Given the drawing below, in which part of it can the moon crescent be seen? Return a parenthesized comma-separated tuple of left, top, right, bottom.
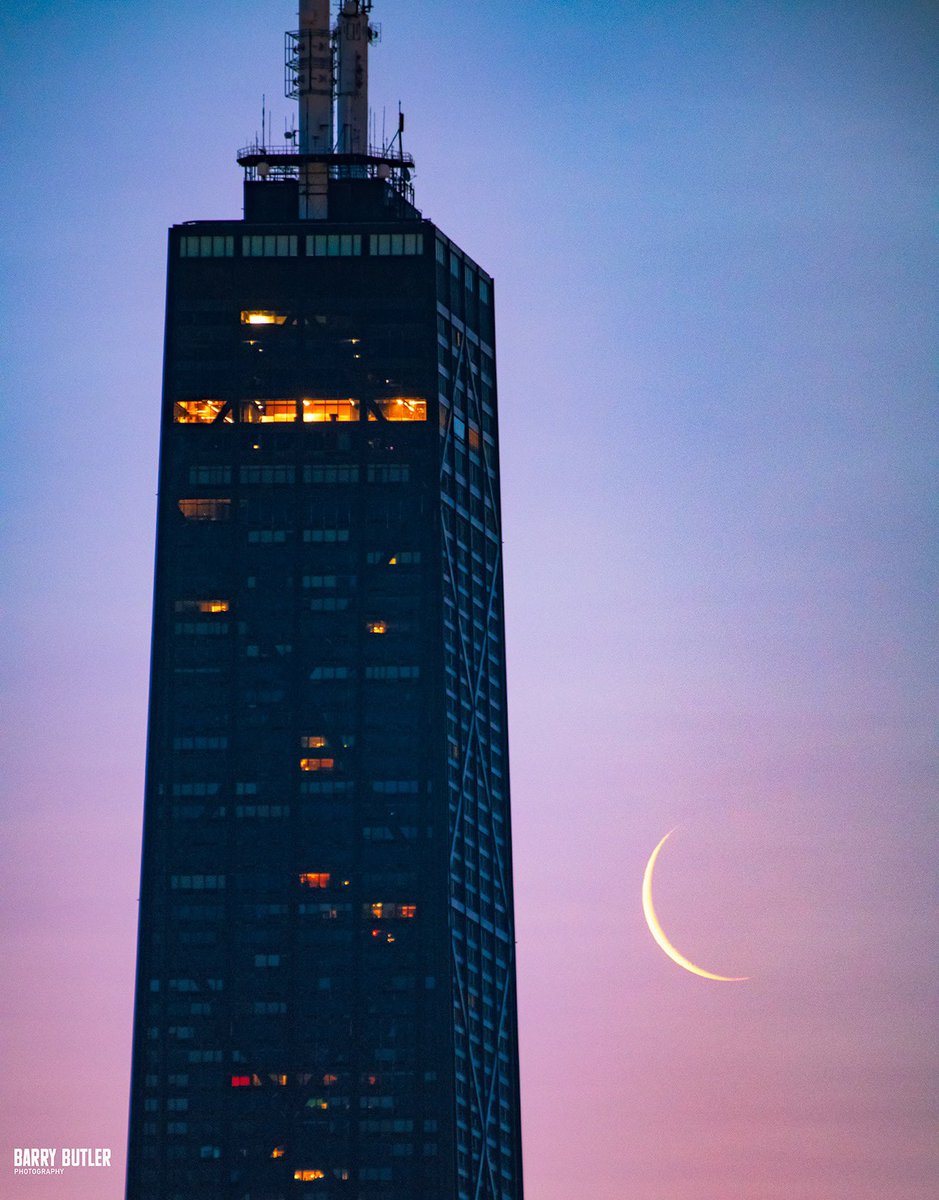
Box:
(642, 830, 749, 982)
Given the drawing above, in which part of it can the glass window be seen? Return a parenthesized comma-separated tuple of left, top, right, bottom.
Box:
(189, 466, 232, 484)
(240, 465, 295, 483)
(299, 873, 331, 889)
(367, 464, 410, 482)
(177, 498, 231, 521)
(174, 599, 229, 613)
(242, 399, 296, 423)
(306, 233, 362, 257)
(242, 235, 298, 257)
(303, 529, 350, 543)
(173, 399, 230, 425)
(240, 310, 287, 326)
(304, 465, 359, 483)
(180, 235, 233, 258)
(301, 397, 359, 422)
(371, 397, 426, 422)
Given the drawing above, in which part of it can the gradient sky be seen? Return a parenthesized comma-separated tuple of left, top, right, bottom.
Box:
(1, 2, 936, 1197)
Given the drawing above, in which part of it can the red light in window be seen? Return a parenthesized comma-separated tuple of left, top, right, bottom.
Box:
(231, 1075, 250, 1088)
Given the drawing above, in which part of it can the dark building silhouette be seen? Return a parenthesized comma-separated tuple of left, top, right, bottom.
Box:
(126, 4, 523, 1198)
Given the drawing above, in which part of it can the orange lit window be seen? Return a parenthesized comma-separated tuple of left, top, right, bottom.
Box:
(468, 424, 481, 451)
(271, 1146, 285, 1159)
(242, 399, 296, 423)
(241, 310, 288, 325)
(366, 621, 387, 635)
(302, 397, 359, 423)
(178, 498, 231, 521)
(370, 396, 427, 422)
(175, 599, 229, 614)
(299, 758, 335, 772)
(323, 1073, 338, 1086)
(366, 902, 417, 920)
(294, 1169, 326, 1181)
(174, 399, 231, 424)
(268, 1073, 288, 1087)
(300, 735, 327, 749)
(299, 873, 331, 889)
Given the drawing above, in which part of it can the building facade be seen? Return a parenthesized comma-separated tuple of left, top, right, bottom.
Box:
(126, 4, 523, 1199)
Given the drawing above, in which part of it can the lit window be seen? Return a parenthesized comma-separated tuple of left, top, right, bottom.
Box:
(271, 1146, 285, 1159)
(366, 902, 417, 919)
(302, 397, 359, 423)
(269, 1074, 288, 1087)
(299, 873, 331, 889)
(370, 397, 427, 422)
(174, 599, 229, 614)
(323, 1073, 338, 1086)
(240, 310, 288, 326)
(366, 621, 387, 635)
(294, 1170, 326, 1181)
(300, 758, 335, 772)
(177, 498, 231, 521)
(301, 735, 328, 749)
(174, 399, 230, 424)
(242, 399, 296, 423)
(231, 1075, 251, 1088)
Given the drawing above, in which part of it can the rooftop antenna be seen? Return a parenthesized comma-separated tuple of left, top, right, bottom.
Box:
(296, 0, 333, 217)
(242, 0, 416, 216)
(336, 0, 372, 161)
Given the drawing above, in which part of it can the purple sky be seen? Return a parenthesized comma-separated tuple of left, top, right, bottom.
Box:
(1, 2, 936, 1197)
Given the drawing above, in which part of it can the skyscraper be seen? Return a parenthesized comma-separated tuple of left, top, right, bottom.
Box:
(126, 4, 524, 1198)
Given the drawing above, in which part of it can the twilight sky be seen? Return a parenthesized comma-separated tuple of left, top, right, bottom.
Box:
(1, 2, 936, 1198)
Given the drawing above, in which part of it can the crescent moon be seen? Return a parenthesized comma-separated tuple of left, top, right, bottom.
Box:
(642, 830, 749, 982)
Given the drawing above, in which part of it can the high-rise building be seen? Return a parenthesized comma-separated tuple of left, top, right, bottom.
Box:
(125, 4, 524, 1198)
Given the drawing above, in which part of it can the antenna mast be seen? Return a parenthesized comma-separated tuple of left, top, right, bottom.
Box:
(242, 0, 414, 220)
(297, 0, 333, 218)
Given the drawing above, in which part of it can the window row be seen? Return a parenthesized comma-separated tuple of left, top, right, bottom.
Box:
(179, 232, 424, 260)
(173, 396, 427, 425)
(185, 464, 411, 486)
